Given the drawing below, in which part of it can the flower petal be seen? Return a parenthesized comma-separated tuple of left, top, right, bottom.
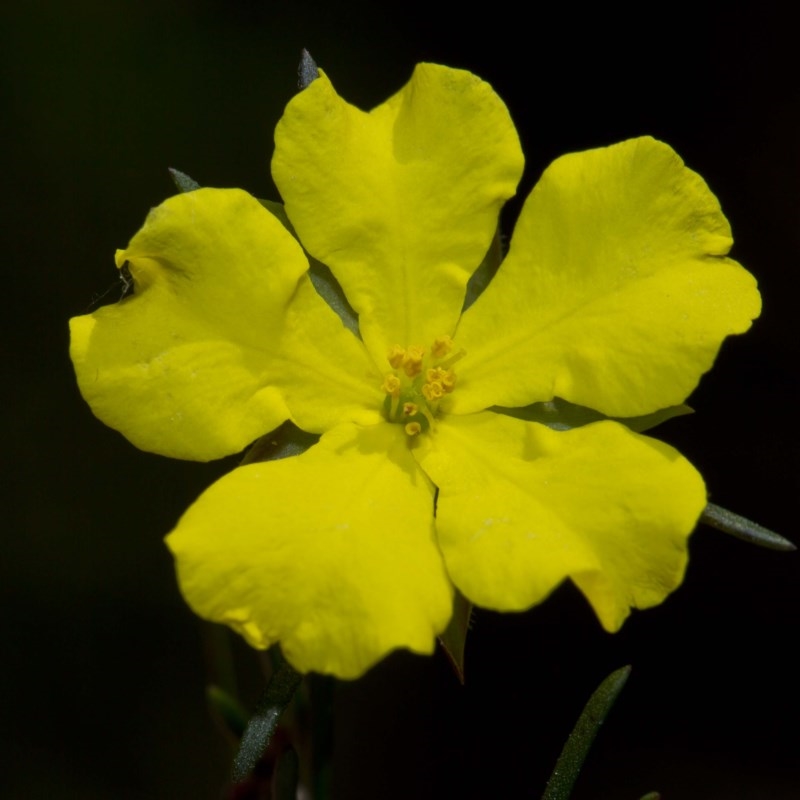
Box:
(414, 412, 705, 631)
(167, 422, 454, 678)
(451, 137, 761, 416)
(272, 63, 524, 363)
(69, 188, 381, 461)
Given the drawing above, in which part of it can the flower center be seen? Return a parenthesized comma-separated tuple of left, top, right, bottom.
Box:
(381, 336, 464, 436)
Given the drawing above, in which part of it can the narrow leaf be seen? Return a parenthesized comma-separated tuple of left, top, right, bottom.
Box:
(463, 226, 503, 312)
(307, 258, 360, 336)
(701, 503, 795, 552)
(438, 590, 472, 683)
(207, 684, 249, 739)
(231, 650, 303, 782)
(298, 49, 320, 89)
(495, 397, 692, 433)
(541, 665, 632, 800)
(168, 167, 201, 193)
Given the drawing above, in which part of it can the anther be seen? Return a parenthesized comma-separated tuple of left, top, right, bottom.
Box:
(403, 402, 419, 417)
(405, 421, 422, 437)
(422, 381, 445, 402)
(431, 335, 453, 359)
(402, 345, 425, 377)
(387, 345, 406, 369)
(382, 374, 401, 397)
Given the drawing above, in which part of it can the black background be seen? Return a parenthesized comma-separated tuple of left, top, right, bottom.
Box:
(2, 2, 797, 798)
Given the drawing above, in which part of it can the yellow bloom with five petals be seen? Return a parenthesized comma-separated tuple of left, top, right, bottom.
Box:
(69, 64, 761, 678)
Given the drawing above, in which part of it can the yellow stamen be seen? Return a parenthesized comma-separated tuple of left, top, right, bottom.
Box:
(402, 345, 425, 377)
(403, 402, 419, 417)
(426, 367, 456, 392)
(422, 381, 444, 402)
(405, 421, 422, 437)
(379, 337, 464, 434)
(431, 335, 454, 359)
(382, 374, 401, 397)
(438, 348, 467, 370)
(420, 405, 437, 430)
(387, 345, 406, 369)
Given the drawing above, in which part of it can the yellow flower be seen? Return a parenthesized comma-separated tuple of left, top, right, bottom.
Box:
(69, 64, 761, 678)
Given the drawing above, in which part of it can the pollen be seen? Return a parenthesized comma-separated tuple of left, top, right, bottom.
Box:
(381, 336, 465, 437)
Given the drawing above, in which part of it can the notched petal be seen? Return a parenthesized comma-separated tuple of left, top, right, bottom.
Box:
(454, 137, 761, 416)
(414, 412, 705, 631)
(167, 422, 454, 678)
(70, 189, 303, 460)
(273, 63, 524, 362)
(69, 188, 380, 460)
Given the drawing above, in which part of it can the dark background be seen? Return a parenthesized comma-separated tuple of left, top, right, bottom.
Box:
(2, 2, 797, 798)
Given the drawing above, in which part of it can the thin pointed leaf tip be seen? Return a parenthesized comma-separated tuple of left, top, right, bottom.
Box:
(298, 49, 319, 90)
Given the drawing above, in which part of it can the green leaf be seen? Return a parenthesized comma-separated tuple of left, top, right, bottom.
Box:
(438, 589, 472, 683)
(168, 167, 200, 193)
(541, 665, 632, 800)
(701, 503, 795, 552)
(231, 649, 303, 782)
(206, 684, 248, 739)
(495, 397, 692, 433)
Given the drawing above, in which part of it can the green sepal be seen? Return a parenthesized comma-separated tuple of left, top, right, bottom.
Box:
(298, 49, 320, 90)
(259, 198, 292, 229)
(206, 684, 249, 740)
(541, 665, 631, 800)
(701, 503, 795, 552)
(463, 225, 504, 312)
(241, 420, 320, 466)
(231, 648, 303, 782)
(438, 589, 472, 684)
(168, 167, 201, 193)
(259, 198, 360, 336)
(495, 397, 693, 433)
